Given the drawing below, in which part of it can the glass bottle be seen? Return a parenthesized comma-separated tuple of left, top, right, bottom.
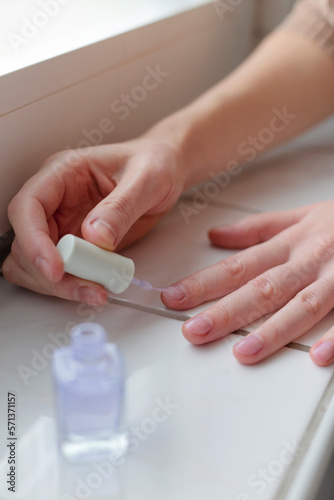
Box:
(52, 322, 127, 463)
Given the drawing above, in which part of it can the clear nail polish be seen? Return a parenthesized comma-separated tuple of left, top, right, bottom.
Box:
(52, 322, 128, 463)
(131, 277, 168, 292)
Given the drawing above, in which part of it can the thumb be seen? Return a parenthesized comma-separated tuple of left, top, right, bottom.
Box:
(209, 205, 314, 249)
(81, 179, 153, 250)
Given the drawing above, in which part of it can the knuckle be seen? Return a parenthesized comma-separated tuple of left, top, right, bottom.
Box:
(46, 150, 78, 169)
(238, 212, 278, 243)
(10, 239, 27, 271)
(153, 182, 178, 212)
(237, 214, 265, 238)
(7, 196, 19, 221)
(40, 152, 59, 168)
(247, 274, 277, 301)
(322, 234, 334, 248)
(256, 222, 271, 243)
(48, 282, 59, 296)
(107, 197, 135, 228)
(295, 289, 323, 317)
(314, 234, 334, 262)
(10, 239, 20, 262)
(211, 301, 232, 325)
(185, 273, 208, 299)
(46, 150, 68, 163)
(220, 254, 246, 282)
(265, 321, 284, 347)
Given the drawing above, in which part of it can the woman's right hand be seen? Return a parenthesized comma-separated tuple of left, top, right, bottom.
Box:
(3, 137, 185, 304)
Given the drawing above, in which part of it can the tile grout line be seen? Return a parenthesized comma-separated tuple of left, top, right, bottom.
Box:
(107, 296, 191, 321)
(109, 298, 311, 353)
(180, 195, 264, 214)
(236, 329, 310, 353)
(273, 371, 334, 500)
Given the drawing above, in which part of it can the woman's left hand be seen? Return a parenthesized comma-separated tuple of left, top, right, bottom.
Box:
(161, 201, 334, 366)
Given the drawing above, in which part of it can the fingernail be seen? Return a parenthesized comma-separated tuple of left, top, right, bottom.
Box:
(313, 342, 334, 363)
(35, 257, 53, 282)
(184, 316, 212, 335)
(210, 225, 226, 232)
(234, 335, 264, 356)
(209, 224, 230, 234)
(97, 289, 108, 305)
(77, 286, 99, 305)
(91, 219, 116, 246)
(163, 285, 186, 301)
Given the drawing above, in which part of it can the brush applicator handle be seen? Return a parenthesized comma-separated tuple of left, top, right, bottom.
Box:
(56, 234, 135, 294)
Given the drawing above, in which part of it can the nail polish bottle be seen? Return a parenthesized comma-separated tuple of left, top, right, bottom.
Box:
(52, 322, 127, 463)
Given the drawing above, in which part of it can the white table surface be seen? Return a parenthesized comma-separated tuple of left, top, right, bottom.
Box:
(1, 117, 334, 500)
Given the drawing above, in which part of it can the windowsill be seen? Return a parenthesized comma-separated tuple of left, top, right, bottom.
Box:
(0, 0, 211, 77)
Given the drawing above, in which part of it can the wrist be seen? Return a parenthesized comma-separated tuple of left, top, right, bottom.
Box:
(143, 106, 200, 190)
(144, 93, 243, 190)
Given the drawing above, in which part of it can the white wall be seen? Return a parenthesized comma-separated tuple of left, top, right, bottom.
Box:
(255, 0, 296, 38)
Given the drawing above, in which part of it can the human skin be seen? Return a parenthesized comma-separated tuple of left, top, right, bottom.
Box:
(4, 30, 334, 366)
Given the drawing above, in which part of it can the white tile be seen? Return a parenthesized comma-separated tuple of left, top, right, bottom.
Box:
(0, 280, 333, 499)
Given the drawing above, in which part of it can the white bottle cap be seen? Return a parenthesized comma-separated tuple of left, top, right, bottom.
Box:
(56, 234, 135, 294)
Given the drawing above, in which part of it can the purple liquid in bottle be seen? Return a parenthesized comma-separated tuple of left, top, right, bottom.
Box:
(52, 323, 127, 463)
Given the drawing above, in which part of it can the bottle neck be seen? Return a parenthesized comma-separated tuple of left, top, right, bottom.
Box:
(70, 323, 107, 363)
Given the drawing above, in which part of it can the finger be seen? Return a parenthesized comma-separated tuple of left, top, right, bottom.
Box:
(116, 212, 166, 251)
(209, 205, 315, 249)
(232, 278, 334, 365)
(82, 165, 179, 251)
(161, 236, 290, 310)
(310, 326, 334, 366)
(180, 259, 316, 344)
(81, 176, 151, 250)
(3, 253, 108, 305)
(8, 238, 107, 304)
(48, 215, 60, 243)
(8, 172, 65, 283)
